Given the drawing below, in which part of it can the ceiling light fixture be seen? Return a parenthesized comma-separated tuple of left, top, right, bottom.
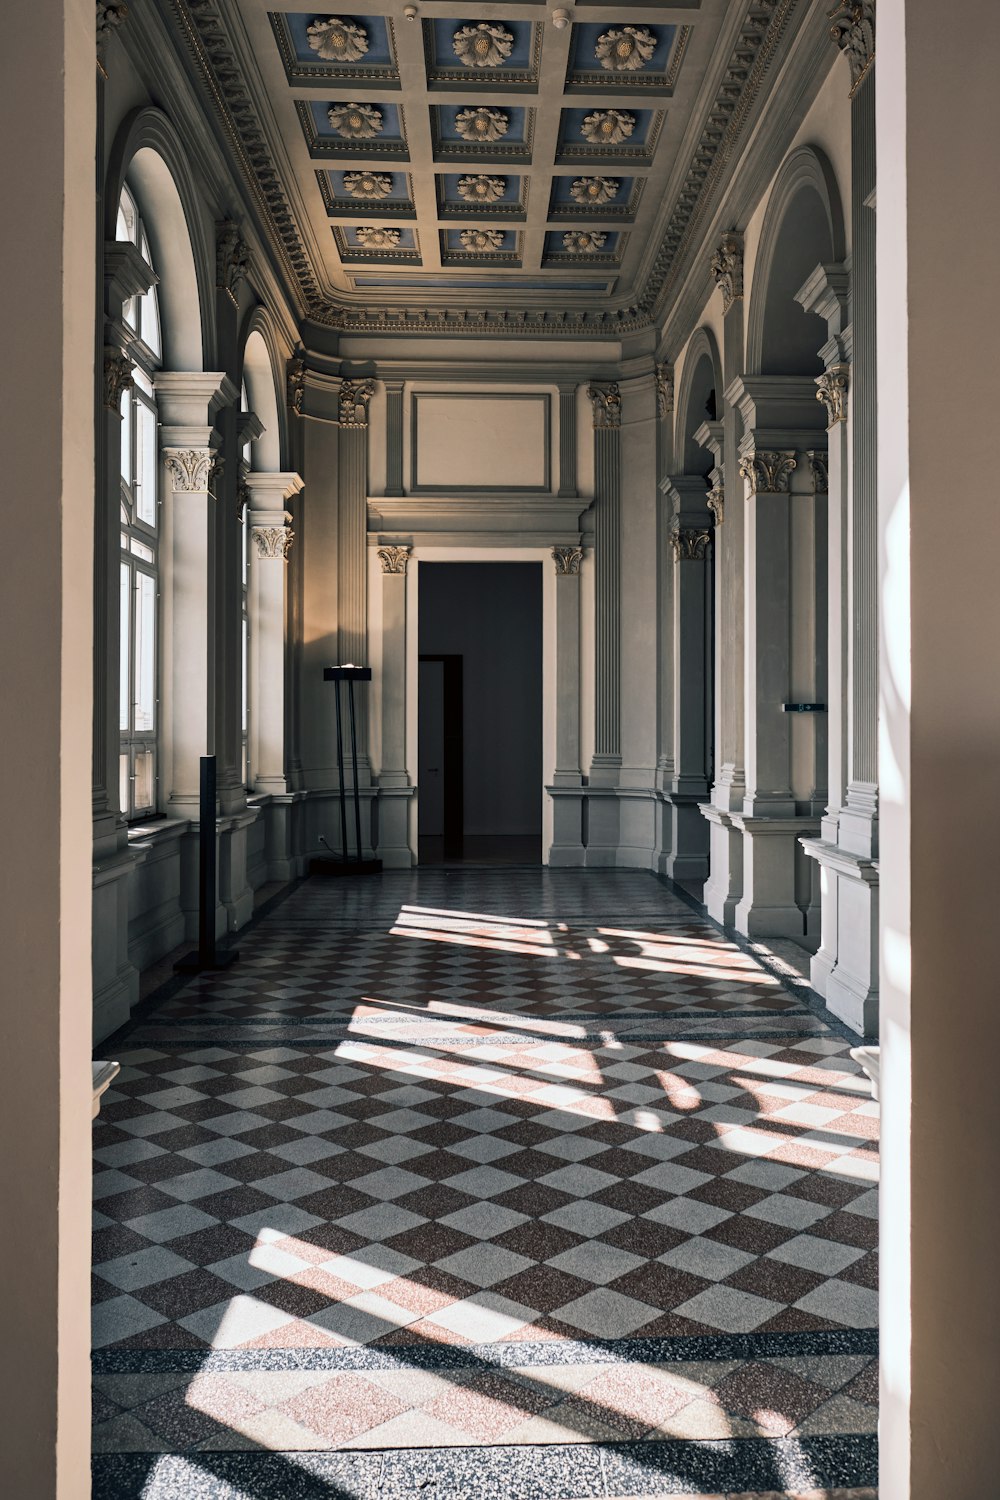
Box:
(552, 9, 570, 30)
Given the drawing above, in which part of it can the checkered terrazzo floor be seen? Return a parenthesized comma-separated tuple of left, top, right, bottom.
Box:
(92, 869, 878, 1499)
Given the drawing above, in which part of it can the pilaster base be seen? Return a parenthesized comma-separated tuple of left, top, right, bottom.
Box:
(218, 809, 259, 935)
(662, 792, 710, 883)
(257, 792, 309, 883)
(377, 786, 416, 868)
(731, 814, 820, 943)
(801, 836, 879, 1036)
(584, 787, 620, 866)
(547, 787, 586, 867)
(700, 803, 743, 927)
(93, 846, 140, 1043)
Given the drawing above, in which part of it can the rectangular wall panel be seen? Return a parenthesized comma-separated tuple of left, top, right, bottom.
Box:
(411, 392, 550, 493)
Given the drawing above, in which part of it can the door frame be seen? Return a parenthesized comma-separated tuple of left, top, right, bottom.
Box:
(418, 652, 464, 859)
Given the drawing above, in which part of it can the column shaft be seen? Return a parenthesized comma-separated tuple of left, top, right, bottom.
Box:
(592, 423, 621, 770)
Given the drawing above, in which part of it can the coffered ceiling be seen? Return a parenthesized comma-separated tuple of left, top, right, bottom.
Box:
(165, 0, 804, 335)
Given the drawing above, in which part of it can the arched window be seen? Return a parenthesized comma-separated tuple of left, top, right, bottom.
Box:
(117, 185, 162, 820)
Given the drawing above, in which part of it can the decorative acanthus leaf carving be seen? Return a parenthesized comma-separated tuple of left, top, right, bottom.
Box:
(216, 220, 250, 299)
(670, 526, 712, 561)
(455, 107, 509, 144)
(457, 174, 507, 204)
(104, 348, 133, 411)
(96, 2, 128, 73)
(816, 364, 850, 425)
(251, 526, 294, 560)
(580, 109, 635, 146)
(827, 1, 875, 93)
(710, 232, 744, 313)
(570, 176, 620, 206)
(307, 17, 369, 63)
(287, 354, 306, 416)
(738, 449, 797, 494)
(328, 102, 383, 139)
(356, 227, 401, 250)
(655, 364, 673, 420)
(587, 382, 621, 429)
(806, 450, 829, 492)
(452, 23, 514, 69)
(339, 377, 377, 428)
(563, 231, 607, 254)
(707, 485, 725, 526)
(552, 546, 584, 576)
(343, 172, 394, 200)
(163, 448, 217, 492)
(377, 545, 410, 574)
(459, 228, 505, 251)
(595, 27, 657, 73)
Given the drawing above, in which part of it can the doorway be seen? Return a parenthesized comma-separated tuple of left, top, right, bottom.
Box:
(418, 562, 542, 865)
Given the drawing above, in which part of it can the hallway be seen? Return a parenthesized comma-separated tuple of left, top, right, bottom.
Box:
(91, 871, 878, 1498)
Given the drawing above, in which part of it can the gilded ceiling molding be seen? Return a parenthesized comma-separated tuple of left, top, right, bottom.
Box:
(216, 220, 250, 301)
(595, 27, 657, 73)
(339, 378, 377, 428)
(587, 382, 621, 429)
(655, 364, 674, 421)
(670, 526, 712, 561)
(552, 546, 584, 576)
(163, 448, 217, 492)
(806, 450, 829, 492)
(457, 175, 507, 204)
(580, 110, 635, 147)
(570, 177, 619, 207)
(307, 17, 369, 63)
(738, 449, 797, 493)
(286, 354, 306, 416)
(452, 23, 514, 69)
(707, 485, 725, 526)
(96, 2, 129, 76)
(103, 348, 133, 411)
(710, 232, 744, 313)
(377, 545, 410, 574)
(251, 526, 294, 560)
(828, 0, 875, 95)
(816, 364, 850, 425)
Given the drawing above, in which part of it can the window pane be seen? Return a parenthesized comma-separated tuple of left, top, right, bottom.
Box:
(134, 571, 156, 733)
(130, 538, 154, 563)
(120, 388, 132, 483)
(132, 366, 153, 397)
(242, 741, 248, 788)
(242, 617, 249, 735)
(135, 399, 157, 527)
(120, 753, 130, 818)
(141, 283, 161, 359)
(123, 295, 137, 332)
(119, 563, 130, 731)
(133, 750, 155, 814)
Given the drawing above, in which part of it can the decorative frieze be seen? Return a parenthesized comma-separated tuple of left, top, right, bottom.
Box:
(287, 354, 306, 416)
(587, 381, 621, 429)
(828, 0, 875, 94)
(655, 364, 674, 421)
(339, 377, 377, 428)
(552, 546, 584, 576)
(216, 221, 250, 301)
(710, 232, 744, 314)
(816, 364, 851, 425)
(739, 449, 797, 494)
(251, 526, 294, 560)
(670, 525, 712, 562)
(806, 450, 829, 492)
(707, 485, 725, 526)
(163, 448, 217, 492)
(377, 545, 410, 574)
(103, 348, 133, 411)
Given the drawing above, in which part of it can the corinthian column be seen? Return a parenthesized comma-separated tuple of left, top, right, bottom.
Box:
(587, 381, 622, 779)
(549, 546, 585, 866)
(246, 473, 303, 796)
(376, 545, 414, 867)
(338, 377, 376, 772)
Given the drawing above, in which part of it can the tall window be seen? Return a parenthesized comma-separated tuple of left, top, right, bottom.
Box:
(117, 186, 162, 820)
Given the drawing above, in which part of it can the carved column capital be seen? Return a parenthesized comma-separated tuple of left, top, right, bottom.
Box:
(163, 448, 218, 493)
(377, 545, 410, 574)
(587, 382, 621, 429)
(828, 1, 875, 95)
(816, 364, 851, 425)
(251, 526, 294, 560)
(339, 377, 377, 428)
(669, 526, 712, 562)
(655, 364, 674, 421)
(96, 2, 128, 75)
(707, 485, 725, 526)
(806, 451, 829, 492)
(103, 348, 133, 411)
(216, 221, 250, 302)
(710, 232, 744, 314)
(287, 354, 306, 416)
(552, 546, 584, 576)
(738, 450, 797, 494)
(236, 463, 251, 522)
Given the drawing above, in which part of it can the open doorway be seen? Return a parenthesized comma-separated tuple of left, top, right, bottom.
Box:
(418, 562, 542, 864)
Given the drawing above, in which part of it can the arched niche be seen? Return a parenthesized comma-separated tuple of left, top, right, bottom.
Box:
(238, 312, 288, 472)
(105, 108, 214, 371)
(746, 146, 846, 378)
(675, 326, 722, 477)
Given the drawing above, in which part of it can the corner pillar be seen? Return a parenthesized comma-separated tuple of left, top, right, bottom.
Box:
(548, 546, 585, 865)
(376, 544, 415, 867)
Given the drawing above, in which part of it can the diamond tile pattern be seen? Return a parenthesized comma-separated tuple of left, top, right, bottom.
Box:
(93, 869, 878, 1466)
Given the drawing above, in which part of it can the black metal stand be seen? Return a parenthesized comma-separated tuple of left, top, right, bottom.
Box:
(311, 666, 382, 877)
(175, 755, 239, 971)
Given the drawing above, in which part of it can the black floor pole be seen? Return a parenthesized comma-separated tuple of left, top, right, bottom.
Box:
(199, 755, 216, 965)
(348, 677, 363, 863)
(334, 678, 349, 861)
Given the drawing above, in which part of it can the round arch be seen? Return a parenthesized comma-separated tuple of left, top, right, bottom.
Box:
(675, 326, 722, 476)
(746, 145, 846, 377)
(237, 307, 289, 472)
(105, 108, 215, 371)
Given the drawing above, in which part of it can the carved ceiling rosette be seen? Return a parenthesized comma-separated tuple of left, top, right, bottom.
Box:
(827, 1, 875, 93)
(595, 27, 657, 73)
(457, 174, 507, 204)
(307, 17, 369, 63)
(452, 23, 515, 69)
(355, 227, 401, 249)
(455, 107, 509, 144)
(563, 231, 607, 254)
(328, 102, 383, 140)
(343, 171, 394, 200)
(569, 176, 620, 206)
(459, 228, 505, 251)
(580, 110, 635, 147)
